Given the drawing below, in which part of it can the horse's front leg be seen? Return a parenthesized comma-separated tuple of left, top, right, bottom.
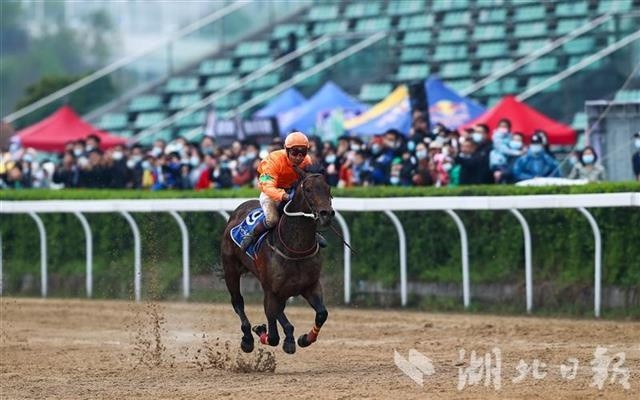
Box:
(254, 291, 284, 347)
(298, 283, 328, 347)
(277, 311, 296, 354)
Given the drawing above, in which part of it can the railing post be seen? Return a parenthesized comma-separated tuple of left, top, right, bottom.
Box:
(217, 210, 230, 221)
(383, 210, 407, 307)
(445, 210, 470, 309)
(169, 211, 190, 300)
(333, 211, 352, 305)
(577, 207, 602, 318)
(119, 211, 142, 302)
(27, 212, 47, 298)
(509, 209, 533, 313)
(73, 212, 93, 298)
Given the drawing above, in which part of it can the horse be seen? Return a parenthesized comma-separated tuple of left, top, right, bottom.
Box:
(220, 164, 334, 354)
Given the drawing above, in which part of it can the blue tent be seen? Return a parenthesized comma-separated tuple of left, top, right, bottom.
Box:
(278, 81, 369, 135)
(254, 87, 306, 118)
(426, 77, 485, 129)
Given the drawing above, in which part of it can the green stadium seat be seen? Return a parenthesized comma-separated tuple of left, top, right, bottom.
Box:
(568, 55, 602, 70)
(272, 23, 306, 40)
(175, 110, 207, 128)
(344, 2, 381, 18)
(477, 8, 507, 23)
(475, 42, 508, 58)
(524, 57, 558, 75)
(614, 90, 640, 101)
(432, 0, 469, 11)
(481, 77, 518, 96)
(168, 93, 201, 111)
(555, 18, 589, 35)
(403, 30, 432, 46)
(432, 45, 467, 61)
(439, 28, 467, 43)
(514, 5, 546, 21)
(487, 96, 502, 107)
(214, 93, 243, 111)
(479, 59, 510, 76)
(442, 11, 471, 27)
(204, 75, 235, 92)
(439, 62, 472, 79)
(128, 95, 162, 113)
(398, 15, 434, 31)
(134, 112, 166, 129)
(235, 41, 269, 57)
(355, 17, 391, 32)
(313, 21, 348, 35)
(555, 1, 589, 18)
(308, 4, 339, 21)
(395, 64, 429, 81)
(446, 79, 473, 93)
(97, 113, 128, 131)
(137, 129, 173, 146)
(563, 37, 596, 55)
(473, 25, 506, 41)
(238, 57, 271, 74)
(526, 75, 560, 92)
(359, 83, 393, 102)
(387, 1, 424, 15)
(300, 54, 316, 70)
(516, 39, 549, 56)
(475, 0, 507, 8)
(571, 112, 587, 130)
(514, 22, 548, 38)
(246, 73, 280, 90)
(400, 47, 426, 62)
(598, 0, 633, 13)
(165, 77, 199, 93)
(198, 59, 233, 76)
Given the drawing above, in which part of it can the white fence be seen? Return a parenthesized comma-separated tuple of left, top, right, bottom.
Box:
(1, 193, 639, 317)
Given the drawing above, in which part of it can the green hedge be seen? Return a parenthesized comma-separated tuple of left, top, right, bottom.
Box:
(1, 183, 639, 305)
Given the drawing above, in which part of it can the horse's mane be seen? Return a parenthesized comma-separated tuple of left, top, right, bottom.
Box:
(304, 162, 326, 175)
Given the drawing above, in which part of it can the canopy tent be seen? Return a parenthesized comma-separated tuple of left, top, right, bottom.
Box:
(14, 106, 126, 152)
(254, 87, 306, 118)
(277, 81, 369, 135)
(343, 85, 411, 135)
(461, 95, 576, 145)
(426, 77, 485, 129)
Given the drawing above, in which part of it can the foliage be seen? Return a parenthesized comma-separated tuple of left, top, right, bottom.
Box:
(1, 183, 638, 302)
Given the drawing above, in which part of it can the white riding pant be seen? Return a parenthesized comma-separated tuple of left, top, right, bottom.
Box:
(259, 192, 281, 228)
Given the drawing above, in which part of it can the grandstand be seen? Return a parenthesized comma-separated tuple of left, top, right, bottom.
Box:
(41, 1, 640, 143)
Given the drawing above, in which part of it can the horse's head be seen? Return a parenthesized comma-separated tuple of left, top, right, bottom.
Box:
(292, 163, 335, 228)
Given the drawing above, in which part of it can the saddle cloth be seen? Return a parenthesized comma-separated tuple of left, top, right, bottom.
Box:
(229, 207, 269, 259)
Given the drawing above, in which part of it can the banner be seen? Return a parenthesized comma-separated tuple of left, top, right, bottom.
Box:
(425, 77, 485, 129)
(205, 111, 279, 146)
(343, 85, 411, 136)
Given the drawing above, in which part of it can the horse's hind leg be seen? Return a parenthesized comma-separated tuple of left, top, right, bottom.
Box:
(277, 311, 296, 354)
(223, 255, 254, 353)
(298, 283, 328, 348)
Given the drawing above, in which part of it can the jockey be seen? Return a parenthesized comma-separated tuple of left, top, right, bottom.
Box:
(240, 131, 327, 251)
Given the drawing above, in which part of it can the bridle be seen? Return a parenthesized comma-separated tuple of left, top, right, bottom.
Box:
(272, 173, 326, 259)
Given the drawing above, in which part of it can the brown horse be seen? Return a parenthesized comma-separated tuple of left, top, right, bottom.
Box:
(220, 164, 334, 354)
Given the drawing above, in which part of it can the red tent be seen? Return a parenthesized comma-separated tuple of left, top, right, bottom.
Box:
(14, 105, 126, 152)
(461, 95, 576, 145)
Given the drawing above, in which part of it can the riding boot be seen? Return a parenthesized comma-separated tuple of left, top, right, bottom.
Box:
(316, 233, 328, 248)
(240, 221, 269, 251)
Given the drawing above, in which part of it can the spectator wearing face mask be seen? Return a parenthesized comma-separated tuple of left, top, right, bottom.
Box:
(108, 145, 129, 188)
(491, 132, 526, 183)
(411, 142, 434, 186)
(512, 133, 560, 182)
(455, 124, 493, 185)
(632, 132, 640, 181)
(322, 146, 341, 187)
(568, 146, 605, 182)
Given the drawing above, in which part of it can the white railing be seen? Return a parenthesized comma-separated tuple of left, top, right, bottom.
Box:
(1, 193, 639, 317)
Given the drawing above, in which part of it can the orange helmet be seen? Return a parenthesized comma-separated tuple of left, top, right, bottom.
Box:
(284, 131, 309, 149)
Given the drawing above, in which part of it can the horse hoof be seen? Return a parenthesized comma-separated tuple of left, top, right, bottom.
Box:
(267, 336, 280, 346)
(241, 338, 254, 353)
(252, 324, 267, 336)
(297, 334, 311, 348)
(283, 339, 296, 354)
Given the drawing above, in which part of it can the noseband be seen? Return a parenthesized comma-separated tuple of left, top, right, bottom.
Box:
(282, 173, 324, 220)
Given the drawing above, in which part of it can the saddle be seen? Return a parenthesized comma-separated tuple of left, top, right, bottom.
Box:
(229, 208, 269, 259)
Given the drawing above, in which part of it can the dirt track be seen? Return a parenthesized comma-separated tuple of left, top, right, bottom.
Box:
(1, 298, 638, 399)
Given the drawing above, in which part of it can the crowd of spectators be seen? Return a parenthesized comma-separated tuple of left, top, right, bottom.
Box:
(2, 113, 634, 191)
